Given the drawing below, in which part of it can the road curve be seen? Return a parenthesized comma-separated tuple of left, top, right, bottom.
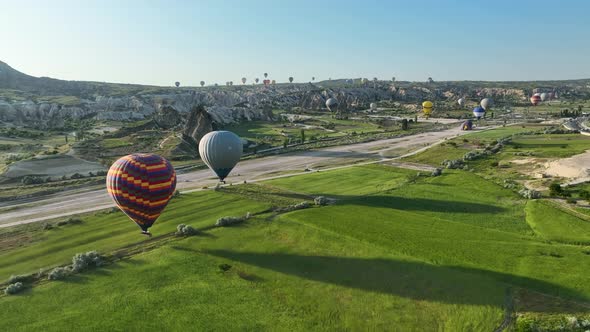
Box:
(0, 125, 471, 228)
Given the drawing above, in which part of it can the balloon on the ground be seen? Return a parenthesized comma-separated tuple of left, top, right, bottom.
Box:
(199, 131, 243, 181)
(480, 98, 492, 110)
(326, 98, 339, 111)
(473, 106, 486, 119)
(530, 95, 541, 106)
(422, 100, 433, 118)
(106, 154, 177, 235)
(461, 120, 473, 130)
(370, 103, 377, 111)
(458, 98, 465, 107)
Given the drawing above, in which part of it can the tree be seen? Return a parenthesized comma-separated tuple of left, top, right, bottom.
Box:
(300, 129, 305, 143)
(401, 119, 409, 130)
(549, 182, 562, 196)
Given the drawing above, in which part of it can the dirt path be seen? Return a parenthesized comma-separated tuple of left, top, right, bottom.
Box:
(0, 125, 488, 228)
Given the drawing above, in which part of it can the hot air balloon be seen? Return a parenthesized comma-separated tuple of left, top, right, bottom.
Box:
(271, 80, 276, 85)
(480, 98, 492, 111)
(241, 77, 247, 85)
(312, 76, 315, 81)
(370, 103, 377, 112)
(530, 95, 541, 106)
(255, 78, 259, 84)
(461, 120, 473, 131)
(264, 73, 268, 78)
(473, 106, 486, 119)
(422, 101, 433, 119)
(540, 92, 548, 101)
(175, 82, 180, 88)
(392, 77, 396, 82)
(263, 79, 270, 86)
(200, 81, 205, 87)
(289, 77, 294, 83)
(199, 131, 243, 182)
(326, 98, 339, 112)
(106, 154, 177, 236)
(458, 98, 465, 107)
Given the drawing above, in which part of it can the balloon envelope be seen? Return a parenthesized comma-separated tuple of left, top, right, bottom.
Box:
(370, 103, 377, 111)
(175, 82, 180, 87)
(199, 131, 243, 181)
(540, 92, 548, 101)
(461, 120, 473, 131)
(530, 95, 541, 106)
(200, 81, 205, 87)
(473, 106, 486, 118)
(106, 154, 176, 233)
(241, 77, 247, 84)
(326, 98, 339, 111)
(458, 98, 465, 106)
(480, 98, 492, 110)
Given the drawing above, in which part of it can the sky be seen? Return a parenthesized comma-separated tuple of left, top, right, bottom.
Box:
(1, 0, 590, 86)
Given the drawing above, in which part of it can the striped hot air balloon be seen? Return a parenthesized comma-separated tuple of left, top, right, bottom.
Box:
(530, 95, 541, 106)
(473, 106, 486, 119)
(106, 154, 177, 236)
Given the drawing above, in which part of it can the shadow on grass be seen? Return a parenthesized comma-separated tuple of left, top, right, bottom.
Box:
(315, 195, 505, 214)
(205, 250, 588, 308)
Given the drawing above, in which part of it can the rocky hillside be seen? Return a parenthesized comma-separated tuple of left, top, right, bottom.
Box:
(1, 61, 590, 129)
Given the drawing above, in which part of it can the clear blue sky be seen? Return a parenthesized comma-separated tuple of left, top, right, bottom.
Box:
(1, 0, 589, 86)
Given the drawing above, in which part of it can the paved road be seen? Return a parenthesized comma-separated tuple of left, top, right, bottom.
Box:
(0, 124, 473, 228)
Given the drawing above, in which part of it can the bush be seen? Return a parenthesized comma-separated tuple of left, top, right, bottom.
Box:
(579, 190, 590, 200)
(549, 182, 563, 196)
(314, 196, 329, 206)
(22, 175, 44, 185)
(172, 190, 181, 198)
(4, 282, 24, 295)
(48, 267, 70, 280)
(519, 188, 541, 199)
(441, 159, 464, 169)
(57, 217, 83, 226)
(431, 168, 442, 177)
(176, 224, 198, 236)
(490, 161, 499, 167)
(70, 173, 84, 179)
(71, 251, 105, 272)
(8, 275, 28, 284)
(215, 212, 251, 227)
(42, 223, 53, 230)
(566, 197, 577, 204)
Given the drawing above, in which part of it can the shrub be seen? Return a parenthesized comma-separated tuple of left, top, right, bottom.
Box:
(519, 188, 541, 199)
(215, 213, 251, 227)
(48, 267, 70, 280)
(172, 190, 181, 198)
(42, 223, 53, 230)
(441, 159, 464, 169)
(57, 217, 83, 226)
(431, 168, 442, 177)
(8, 275, 28, 284)
(579, 190, 590, 200)
(70, 173, 84, 179)
(4, 282, 24, 295)
(22, 175, 44, 185)
(71, 251, 105, 272)
(490, 161, 499, 167)
(566, 197, 577, 204)
(314, 196, 329, 206)
(176, 224, 198, 236)
(549, 182, 563, 196)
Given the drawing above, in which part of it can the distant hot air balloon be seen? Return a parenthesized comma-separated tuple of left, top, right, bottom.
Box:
(271, 80, 276, 85)
(461, 120, 473, 131)
(312, 76, 315, 81)
(264, 73, 268, 78)
(422, 101, 434, 119)
(370, 103, 377, 112)
(540, 92, 548, 101)
(255, 78, 259, 84)
(480, 98, 492, 111)
(199, 131, 243, 182)
(530, 95, 541, 106)
(106, 154, 177, 236)
(392, 77, 396, 82)
(473, 106, 486, 119)
(533, 92, 541, 97)
(200, 81, 205, 87)
(289, 77, 294, 83)
(326, 98, 339, 112)
(458, 98, 465, 107)
(241, 77, 247, 85)
(263, 79, 270, 86)
(175, 82, 180, 88)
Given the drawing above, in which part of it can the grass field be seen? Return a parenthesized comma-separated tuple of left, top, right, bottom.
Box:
(1, 130, 590, 330)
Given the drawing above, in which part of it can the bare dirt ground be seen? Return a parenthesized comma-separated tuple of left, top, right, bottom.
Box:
(0, 124, 481, 228)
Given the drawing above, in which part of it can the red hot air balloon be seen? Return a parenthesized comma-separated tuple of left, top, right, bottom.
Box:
(106, 154, 177, 236)
(530, 95, 541, 106)
(263, 79, 270, 86)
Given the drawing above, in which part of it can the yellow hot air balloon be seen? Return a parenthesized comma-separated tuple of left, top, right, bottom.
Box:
(422, 101, 433, 119)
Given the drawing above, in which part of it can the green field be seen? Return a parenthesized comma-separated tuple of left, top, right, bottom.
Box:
(1, 158, 590, 330)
